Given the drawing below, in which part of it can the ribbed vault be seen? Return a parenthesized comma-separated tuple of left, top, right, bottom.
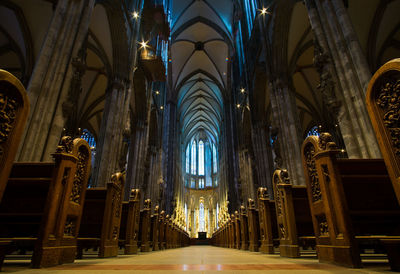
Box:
(171, 0, 232, 149)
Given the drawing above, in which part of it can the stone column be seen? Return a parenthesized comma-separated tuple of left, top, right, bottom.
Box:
(224, 102, 240, 212)
(18, 0, 95, 161)
(162, 100, 177, 214)
(91, 78, 130, 187)
(251, 123, 274, 194)
(304, 0, 380, 158)
(269, 78, 305, 186)
(146, 145, 161, 202)
(239, 149, 256, 201)
(125, 118, 148, 198)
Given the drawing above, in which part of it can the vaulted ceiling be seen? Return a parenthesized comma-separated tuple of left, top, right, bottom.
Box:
(171, 0, 233, 146)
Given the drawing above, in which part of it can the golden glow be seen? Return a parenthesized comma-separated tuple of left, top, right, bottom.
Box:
(160, 106, 164, 110)
(236, 104, 241, 109)
(260, 7, 271, 15)
(155, 90, 160, 95)
(140, 40, 148, 49)
(240, 88, 245, 93)
(132, 11, 139, 19)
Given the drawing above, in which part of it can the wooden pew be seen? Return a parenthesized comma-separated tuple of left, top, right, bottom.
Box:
(239, 205, 249, 250)
(119, 189, 140, 254)
(230, 214, 236, 249)
(0, 69, 30, 269)
(77, 172, 124, 258)
(158, 210, 166, 250)
(223, 221, 228, 248)
(302, 133, 400, 268)
(257, 187, 278, 254)
(366, 58, 400, 271)
(247, 199, 260, 252)
(164, 215, 171, 249)
(234, 211, 241, 249)
(0, 137, 91, 268)
(151, 205, 160, 251)
(172, 222, 178, 248)
(0, 69, 30, 204)
(272, 169, 315, 258)
(366, 58, 400, 205)
(140, 199, 151, 252)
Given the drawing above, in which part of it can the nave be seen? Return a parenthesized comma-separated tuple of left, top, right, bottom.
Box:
(2, 0, 400, 273)
(1, 245, 390, 273)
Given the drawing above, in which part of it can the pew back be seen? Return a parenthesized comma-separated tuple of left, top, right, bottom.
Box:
(366, 58, 400, 205)
(302, 133, 400, 268)
(0, 70, 30, 203)
(0, 137, 91, 267)
(78, 172, 124, 258)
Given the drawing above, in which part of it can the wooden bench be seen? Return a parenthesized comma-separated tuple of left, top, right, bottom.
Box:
(77, 172, 124, 258)
(247, 199, 260, 252)
(272, 168, 315, 258)
(366, 58, 400, 271)
(158, 210, 166, 250)
(0, 137, 91, 268)
(302, 134, 400, 268)
(139, 199, 151, 252)
(234, 211, 241, 249)
(150, 205, 160, 251)
(119, 189, 140, 254)
(257, 187, 278, 254)
(0, 69, 30, 204)
(229, 214, 236, 249)
(239, 205, 249, 250)
(366, 58, 400, 205)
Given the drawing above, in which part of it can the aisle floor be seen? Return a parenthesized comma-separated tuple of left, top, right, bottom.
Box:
(3, 246, 394, 273)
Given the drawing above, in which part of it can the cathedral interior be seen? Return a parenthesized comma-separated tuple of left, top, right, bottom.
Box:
(1, 0, 400, 272)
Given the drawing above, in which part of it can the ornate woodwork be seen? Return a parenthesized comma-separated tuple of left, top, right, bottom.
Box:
(0, 70, 29, 203)
(302, 134, 360, 267)
(257, 187, 275, 254)
(366, 58, 400, 205)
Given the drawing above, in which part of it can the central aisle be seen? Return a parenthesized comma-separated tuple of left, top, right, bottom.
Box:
(4, 246, 389, 273)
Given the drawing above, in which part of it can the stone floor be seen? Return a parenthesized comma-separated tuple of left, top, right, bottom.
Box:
(2, 246, 394, 273)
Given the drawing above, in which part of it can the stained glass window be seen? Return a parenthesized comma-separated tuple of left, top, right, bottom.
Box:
(198, 140, 204, 175)
(185, 144, 190, 173)
(212, 143, 217, 173)
(191, 140, 197, 174)
(199, 202, 205, 232)
(216, 203, 219, 229)
(306, 126, 320, 137)
(81, 129, 96, 148)
(199, 178, 204, 189)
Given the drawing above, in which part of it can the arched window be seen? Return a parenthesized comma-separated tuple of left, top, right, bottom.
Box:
(199, 202, 205, 232)
(306, 125, 320, 137)
(216, 203, 219, 229)
(198, 140, 204, 175)
(185, 144, 190, 173)
(191, 140, 197, 174)
(199, 178, 204, 189)
(212, 143, 217, 173)
(81, 129, 96, 148)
